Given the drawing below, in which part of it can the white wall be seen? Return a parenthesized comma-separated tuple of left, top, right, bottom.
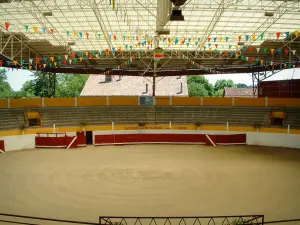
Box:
(1, 134, 35, 151)
(247, 132, 300, 149)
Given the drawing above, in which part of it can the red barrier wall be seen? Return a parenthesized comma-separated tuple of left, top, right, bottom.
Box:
(94, 134, 246, 146)
(76, 131, 86, 146)
(35, 133, 67, 148)
(66, 136, 78, 149)
(0, 140, 4, 152)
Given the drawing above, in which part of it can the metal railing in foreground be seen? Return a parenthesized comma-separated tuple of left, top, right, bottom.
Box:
(1, 213, 300, 225)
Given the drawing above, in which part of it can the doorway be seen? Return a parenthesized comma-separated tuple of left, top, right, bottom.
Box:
(86, 131, 93, 145)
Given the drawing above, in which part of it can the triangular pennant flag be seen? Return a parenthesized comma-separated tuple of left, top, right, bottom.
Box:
(43, 57, 47, 63)
(215, 44, 218, 48)
(260, 33, 264, 40)
(285, 49, 289, 55)
(63, 60, 67, 64)
(41, 27, 46, 33)
(13, 60, 17, 66)
(277, 49, 282, 54)
(238, 36, 241, 42)
(57, 55, 62, 61)
(33, 26, 38, 33)
(29, 58, 33, 64)
(252, 34, 256, 40)
(74, 58, 77, 63)
(292, 50, 296, 55)
(25, 25, 29, 32)
(29, 65, 32, 70)
(270, 49, 275, 54)
(260, 59, 264, 64)
(66, 31, 70, 36)
(213, 37, 217, 42)
(98, 34, 101, 39)
(64, 55, 68, 60)
(285, 32, 290, 38)
(79, 57, 83, 62)
(54, 62, 57, 67)
(229, 45, 232, 49)
(245, 35, 249, 41)
(235, 45, 238, 50)
(249, 47, 253, 52)
(225, 52, 229, 56)
(36, 58, 40, 63)
(5, 22, 10, 31)
(43, 64, 46, 68)
(74, 32, 77, 38)
(21, 60, 24, 65)
(49, 28, 54, 35)
(208, 37, 211, 42)
(50, 56, 54, 62)
(85, 32, 89, 39)
(295, 31, 299, 38)
(241, 56, 245, 60)
(276, 32, 281, 39)
(69, 59, 72, 64)
(256, 48, 260, 53)
(264, 48, 268, 53)
(225, 36, 229, 42)
(85, 52, 89, 56)
(79, 32, 83, 39)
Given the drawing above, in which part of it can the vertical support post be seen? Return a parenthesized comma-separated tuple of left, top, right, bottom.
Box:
(112, 121, 114, 131)
(169, 121, 172, 130)
(288, 124, 290, 134)
(74, 97, 78, 107)
(265, 97, 268, 107)
(138, 96, 140, 106)
(232, 97, 235, 106)
(53, 124, 56, 133)
(169, 96, 172, 105)
(7, 98, 10, 109)
(226, 122, 229, 132)
(42, 97, 45, 107)
(106, 95, 109, 106)
(200, 96, 203, 106)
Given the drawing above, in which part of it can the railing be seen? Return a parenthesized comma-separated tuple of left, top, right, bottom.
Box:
(1, 213, 300, 225)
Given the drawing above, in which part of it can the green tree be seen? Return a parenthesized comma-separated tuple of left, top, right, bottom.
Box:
(214, 79, 235, 96)
(187, 75, 214, 96)
(0, 69, 13, 98)
(56, 74, 88, 97)
(188, 82, 209, 97)
(13, 80, 36, 98)
(236, 83, 248, 88)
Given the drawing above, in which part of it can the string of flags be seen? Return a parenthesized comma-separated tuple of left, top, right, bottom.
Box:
(3, 22, 299, 50)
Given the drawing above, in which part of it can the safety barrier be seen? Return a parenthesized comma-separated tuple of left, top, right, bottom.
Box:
(94, 133, 246, 146)
(0, 140, 4, 153)
(1, 96, 300, 108)
(35, 132, 86, 148)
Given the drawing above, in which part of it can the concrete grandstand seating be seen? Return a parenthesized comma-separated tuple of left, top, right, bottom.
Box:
(0, 106, 299, 130)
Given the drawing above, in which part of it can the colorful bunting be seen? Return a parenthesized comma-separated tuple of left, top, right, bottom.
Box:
(5, 22, 9, 31)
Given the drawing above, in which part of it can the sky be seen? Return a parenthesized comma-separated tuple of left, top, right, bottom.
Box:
(3, 67, 300, 91)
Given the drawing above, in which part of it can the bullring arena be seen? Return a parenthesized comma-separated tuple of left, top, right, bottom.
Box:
(1, 0, 300, 224)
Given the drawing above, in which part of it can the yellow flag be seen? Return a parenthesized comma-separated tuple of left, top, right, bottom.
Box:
(209, 47, 212, 52)
(74, 32, 77, 38)
(13, 60, 17, 66)
(33, 26, 38, 33)
(252, 34, 256, 40)
(236, 45, 238, 50)
(54, 62, 57, 67)
(284, 63, 287, 68)
(260, 59, 264, 64)
(104, 34, 107, 40)
(219, 37, 223, 42)
(235, 53, 239, 59)
(50, 57, 54, 62)
(201, 42, 205, 47)
(29, 65, 32, 70)
(271, 49, 275, 54)
(295, 31, 299, 38)
(79, 57, 83, 62)
(85, 52, 89, 56)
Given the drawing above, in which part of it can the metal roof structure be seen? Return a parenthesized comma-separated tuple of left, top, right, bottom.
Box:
(0, 0, 300, 76)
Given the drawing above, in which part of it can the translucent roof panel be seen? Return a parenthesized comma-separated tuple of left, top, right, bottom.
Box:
(0, 0, 299, 52)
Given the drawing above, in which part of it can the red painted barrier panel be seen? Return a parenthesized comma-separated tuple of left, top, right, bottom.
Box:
(76, 131, 86, 147)
(35, 133, 67, 148)
(0, 140, 4, 152)
(216, 134, 246, 145)
(66, 136, 78, 149)
(94, 133, 246, 146)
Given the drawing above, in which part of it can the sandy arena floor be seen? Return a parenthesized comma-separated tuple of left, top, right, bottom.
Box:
(0, 145, 300, 224)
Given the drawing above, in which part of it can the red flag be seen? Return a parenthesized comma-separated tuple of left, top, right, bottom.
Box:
(215, 44, 218, 48)
(208, 37, 211, 42)
(136, 36, 138, 41)
(249, 47, 253, 52)
(276, 32, 281, 39)
(72, 53, 76, 58)
(120, 64, 122, 69)
(285, 49, 289, 55)
(36, 58, 41, 63)
(49, 28, 54, 35)
(38, 64, 42, 68)
(5, 22, 9, 31)
(0, 61, 3, 67)
(225, 52, 229, 56)
(238, 36, 241, 42)
(85, 32, 89, 39)
(63, 60, 67, 64)
(113, 34, 116, 40)
(89, 55, 93, 59)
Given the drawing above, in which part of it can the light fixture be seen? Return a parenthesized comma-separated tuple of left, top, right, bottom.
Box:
(264, 11, 274, 17)
(170, 9, 184, 21)
(67, 42, 75, 46)
(43, 11, 53, 16)
(157, 29, 170, 35)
